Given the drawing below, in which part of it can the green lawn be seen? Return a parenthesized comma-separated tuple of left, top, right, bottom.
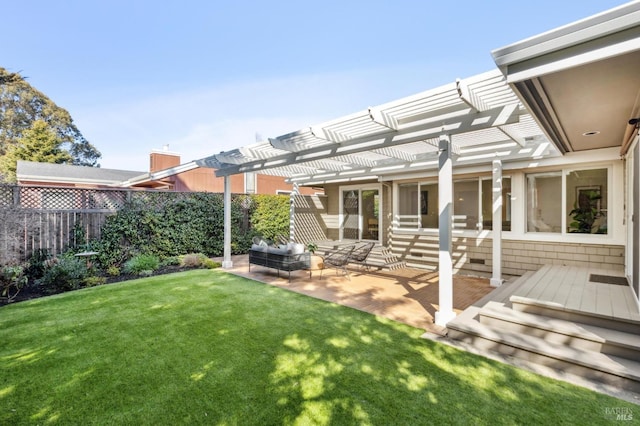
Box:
(0, 269, 635, 425)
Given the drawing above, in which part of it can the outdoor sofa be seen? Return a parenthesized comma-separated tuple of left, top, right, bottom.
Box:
(249, 240, 310, 281)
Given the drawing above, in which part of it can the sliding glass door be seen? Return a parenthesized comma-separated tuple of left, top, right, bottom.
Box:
(340, 185, 380, 241)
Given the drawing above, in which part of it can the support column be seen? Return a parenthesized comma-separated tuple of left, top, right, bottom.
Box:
(222, 175, 233, 269)
(435, 134, 456, 326)
(491, 160, 503, 287)
(289, 182, 299, 242)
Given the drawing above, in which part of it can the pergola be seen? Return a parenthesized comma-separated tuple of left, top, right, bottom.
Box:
(197, 69, 558, 326)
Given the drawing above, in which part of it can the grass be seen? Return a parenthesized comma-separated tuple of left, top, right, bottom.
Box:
(0, 269, 636, 425)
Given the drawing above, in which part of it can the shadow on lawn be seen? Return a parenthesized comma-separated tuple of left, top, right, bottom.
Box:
(0, 271, 632, 424)
(259, 306, 625, 424)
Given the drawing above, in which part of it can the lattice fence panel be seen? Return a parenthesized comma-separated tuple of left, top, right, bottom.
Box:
(17, 186, 129, 211)
(87, 190, 128, 210)
(0, 185, 14, 207)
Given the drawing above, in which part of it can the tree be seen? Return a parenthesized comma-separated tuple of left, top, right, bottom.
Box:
(0, 67, 101, 181)
(0, 120, 73, 182)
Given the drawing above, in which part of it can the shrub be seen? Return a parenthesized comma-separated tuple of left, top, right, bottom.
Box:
(84, 276, 106, 287)
(180, 253, 203, 268)
(93, 192, 289, 263)
(106, 266, 121, 276)
(37, 256, 89, 293)
(180, 253, 221, 269)
(26, 248, 52, 280)
(202, 258, 221, 269)
(250, 195, 290, 243)
(161, 256, 181, 267)
(0, 264, 28, 302)
(179, 253, 220, 269)
(124, 254, 160, 275)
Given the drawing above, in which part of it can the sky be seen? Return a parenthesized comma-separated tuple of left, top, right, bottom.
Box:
(3, 0, 630, 171)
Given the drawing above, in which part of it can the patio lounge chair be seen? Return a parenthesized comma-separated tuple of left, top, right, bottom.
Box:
(320, 244, 356, 280)
(349, 241, 376, 270)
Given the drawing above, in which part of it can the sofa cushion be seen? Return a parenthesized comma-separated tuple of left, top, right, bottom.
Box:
(266, 247, 288, 255)
(250, 244, 266, 252)
(287, 243, 305, 254)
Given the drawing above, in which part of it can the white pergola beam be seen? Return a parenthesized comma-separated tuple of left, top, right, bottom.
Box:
(283, 138, 555, 185)
(497, 126, 526, 147)
(456, 78, 484, 112)
(368, 106, 399, 130)
(372, 146, 416, 162)
(214, 104, 520, 177)
(310, 125, 350, 143)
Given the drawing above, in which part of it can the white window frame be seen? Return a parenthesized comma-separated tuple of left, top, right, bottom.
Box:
(338, 183, 382, 242)
(525, 165, 612, 237)
(393, 176, 513, 235)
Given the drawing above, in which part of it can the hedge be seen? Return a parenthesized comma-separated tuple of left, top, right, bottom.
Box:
(94, 193, 290, 268)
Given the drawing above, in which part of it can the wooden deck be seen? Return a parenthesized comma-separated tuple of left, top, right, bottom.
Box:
(508, 264, 640, 322)
(446, 264, 640, 398)
(216, 254, 493, 334)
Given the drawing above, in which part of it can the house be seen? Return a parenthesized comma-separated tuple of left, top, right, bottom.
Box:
(16, 160, 144, 188)
(202, 1, 640, 327)
(15, 149, 322, 195)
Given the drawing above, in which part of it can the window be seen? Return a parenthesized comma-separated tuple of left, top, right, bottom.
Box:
(526, 168, 609, 234)
(454, 180, 479, 230)
(482, 177, 512, 231)
(398, 183, 419, 228)
(420, 183, 438, 228)
(397, 178, 510, 231)
(526, 172, 562, 233)
(566, 168, 607, 234)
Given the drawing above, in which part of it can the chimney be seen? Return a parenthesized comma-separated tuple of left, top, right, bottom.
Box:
(150, 146, 181, 172)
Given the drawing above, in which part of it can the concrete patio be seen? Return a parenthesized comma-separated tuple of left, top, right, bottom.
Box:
(215, 254, 493, 334)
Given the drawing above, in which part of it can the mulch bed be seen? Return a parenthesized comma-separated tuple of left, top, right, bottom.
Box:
(2, 265, 200, 306)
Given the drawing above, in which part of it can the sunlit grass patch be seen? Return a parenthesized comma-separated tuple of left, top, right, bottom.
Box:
(0, 269, 635, 425)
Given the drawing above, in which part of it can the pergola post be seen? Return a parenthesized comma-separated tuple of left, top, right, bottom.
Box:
(222, 175, 233, 269)
(289, 182, 299, 242)
(435, 134, 456, 326)
(491, 159, 503, 287)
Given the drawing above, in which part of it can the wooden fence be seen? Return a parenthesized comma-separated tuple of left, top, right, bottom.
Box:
(0, 185, 231, 263)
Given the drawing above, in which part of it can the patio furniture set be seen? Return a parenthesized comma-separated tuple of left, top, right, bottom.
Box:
(248, 238, 376, 281)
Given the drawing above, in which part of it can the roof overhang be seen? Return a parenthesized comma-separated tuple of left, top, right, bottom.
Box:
(17, 175, 125, 186)
(492, 1, 640, 155)
(117, 161, 200, 187)
(198, 70, 558, 185)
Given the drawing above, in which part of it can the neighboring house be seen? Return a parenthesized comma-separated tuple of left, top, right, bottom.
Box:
(16, 160, 144, 188)
(203, 2, 640, 312)
(15, 149, 322, 196)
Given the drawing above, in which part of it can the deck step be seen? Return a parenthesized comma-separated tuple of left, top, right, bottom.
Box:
(511, 295, 640, 334)
(471, 271, 536, 307)
(447, 316, 640, 393)
(479, 302, 640, 360)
